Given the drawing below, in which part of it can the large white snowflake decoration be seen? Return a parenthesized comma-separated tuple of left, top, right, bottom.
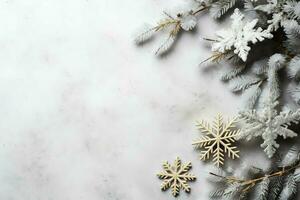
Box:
(212, 8, 273, 62)
(239, 54, 300, 158)
(239, 98, 300, 158)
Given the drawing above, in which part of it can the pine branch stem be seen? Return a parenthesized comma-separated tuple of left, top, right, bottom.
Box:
(192, 5, 210, 15)
(210, 163, 300, 192)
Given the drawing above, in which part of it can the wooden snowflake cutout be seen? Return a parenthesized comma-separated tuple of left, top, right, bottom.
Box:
(192, 114, 240, 167)
(157, 157, 196, 197)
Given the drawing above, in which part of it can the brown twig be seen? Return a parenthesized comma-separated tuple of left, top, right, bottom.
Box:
(200, 51, 230, 65)
(209, 163, 300, 192)
(192, 5, 210, 15)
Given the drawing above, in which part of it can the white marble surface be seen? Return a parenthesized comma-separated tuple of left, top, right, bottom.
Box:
(0, 0, 269, 199)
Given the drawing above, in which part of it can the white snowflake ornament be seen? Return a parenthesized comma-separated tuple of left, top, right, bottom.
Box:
(212, 9, 273, 62)
(238, 54, 300, 158)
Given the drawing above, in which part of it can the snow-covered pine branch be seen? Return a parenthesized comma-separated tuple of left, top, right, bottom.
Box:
(228, 74, 261, 92)
(134, 0, 206, 55)
(209, 0, 238, 19)
(209, 146, 300, 200)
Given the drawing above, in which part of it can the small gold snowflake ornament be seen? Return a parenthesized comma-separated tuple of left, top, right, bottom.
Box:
(157, 157, 196, 197)
(192, 114, 240, 167)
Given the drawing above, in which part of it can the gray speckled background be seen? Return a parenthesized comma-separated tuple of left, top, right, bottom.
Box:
(0, 0, 272, 199)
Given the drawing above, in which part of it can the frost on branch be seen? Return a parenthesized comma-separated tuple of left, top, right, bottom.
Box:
(255, 0, 278, 14)
(212, 8, 273, 62)
(287, 56, 300, 80)
(282, 19, 300, 55)
(209, 146, 300, 200)
(134, 0, 205, 55)
(209, 0, 237, 19)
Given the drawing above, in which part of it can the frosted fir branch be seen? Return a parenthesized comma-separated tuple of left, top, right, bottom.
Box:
(228, 74, 261, 92)
(283, 0, 300, 20)
(251, 58, 269, 75)
(280, 145, 299, 167)
(244, 0, 255, 11)
(155, 26, 179, 55)
(254, 0, 282, 15)
(267, 53, 286, 99)
(242, 80, 263, 109)
(282, 20, 300, 55)
(209, 147, 300, 200)
(253, 177, 270, 200)
(136, 0, 300, 164)
(200, 51, 233, 65)
(210, 164, 300, 199)
(134, 2, 209, 55)
(268, 176, 284, 200)
(220, 63, 245, 81)
(287, 56, 300, 80)
(278, 174, 297, 200)
(209, 0, 238, 19)
(134, 23, 157, 44)
(289, 85, 300, 105)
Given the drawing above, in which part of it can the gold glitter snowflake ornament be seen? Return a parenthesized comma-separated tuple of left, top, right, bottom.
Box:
(192, 114, 240, 167)
(157, 157, 196, 197)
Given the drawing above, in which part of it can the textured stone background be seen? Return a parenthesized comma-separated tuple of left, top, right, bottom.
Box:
(0, 0, 273, 199)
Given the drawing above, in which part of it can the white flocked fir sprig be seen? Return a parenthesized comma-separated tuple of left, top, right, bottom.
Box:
(134, 0, 208, 55)
(209, 146, 300, 200)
